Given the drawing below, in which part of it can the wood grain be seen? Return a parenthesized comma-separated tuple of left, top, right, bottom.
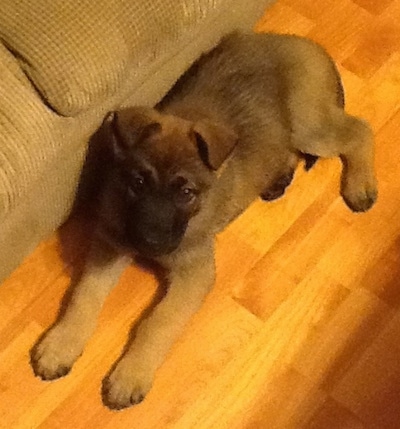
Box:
(1, 0, 400, 427)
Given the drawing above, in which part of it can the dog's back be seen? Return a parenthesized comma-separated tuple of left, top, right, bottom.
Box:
(158, 32, 343, 140)
(157, 32, 345, 229)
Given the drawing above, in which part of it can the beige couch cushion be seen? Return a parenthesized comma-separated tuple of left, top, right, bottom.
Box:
(0, 0, 269, 116)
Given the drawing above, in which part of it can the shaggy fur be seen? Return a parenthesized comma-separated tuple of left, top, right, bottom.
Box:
(30, 32, 377, 409)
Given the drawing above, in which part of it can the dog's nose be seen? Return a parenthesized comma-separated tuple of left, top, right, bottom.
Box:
(137, 228, 177, 254)
(143, 235, 163, 247)
(125, 196, 188, 256)
(135, 233, 179, 257)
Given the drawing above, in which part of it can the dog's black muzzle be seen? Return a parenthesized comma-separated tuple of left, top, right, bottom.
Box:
(125, 196, 188, 258)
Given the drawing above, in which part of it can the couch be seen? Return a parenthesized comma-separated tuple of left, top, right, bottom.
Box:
(0, 0, 275, 283)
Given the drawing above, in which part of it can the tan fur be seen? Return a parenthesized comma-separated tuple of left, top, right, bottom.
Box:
(30, 31, 377, 409)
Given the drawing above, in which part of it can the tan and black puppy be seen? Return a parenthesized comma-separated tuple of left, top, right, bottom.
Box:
(30, 32, 377, 409)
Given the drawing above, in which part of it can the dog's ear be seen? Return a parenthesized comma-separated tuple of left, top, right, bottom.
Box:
(109, 107, 161, 158)
(192, 120, 238, 170)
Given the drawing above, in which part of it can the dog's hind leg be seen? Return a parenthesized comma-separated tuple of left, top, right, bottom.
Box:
(259, 151, 319, 202)
(292, 108, 377, 212)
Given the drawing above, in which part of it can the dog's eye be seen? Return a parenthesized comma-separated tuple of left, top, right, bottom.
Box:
(129, 175, 145, 195)
(134, 176, 145, 188)
(178, 186, 196, 203)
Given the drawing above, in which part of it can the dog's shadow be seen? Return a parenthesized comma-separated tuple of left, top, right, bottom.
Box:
(58, 124, 110, 283)
(30, 126, 168, 407)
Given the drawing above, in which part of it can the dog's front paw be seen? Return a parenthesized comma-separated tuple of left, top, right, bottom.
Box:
(102, 357, 153, 410)
(30, 324, 85, 381)
(341, 176, 378, 212)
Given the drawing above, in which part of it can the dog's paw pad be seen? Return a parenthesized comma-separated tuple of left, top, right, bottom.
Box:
(31, 345, 73, 381)
(30, 328, 83, 381)
(342, 183, 378, 213)
(102, 379, 146, 410)
(102, 364, 152, 410)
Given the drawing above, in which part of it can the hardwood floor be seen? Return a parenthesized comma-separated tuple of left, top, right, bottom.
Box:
(1, 0, 400, 427)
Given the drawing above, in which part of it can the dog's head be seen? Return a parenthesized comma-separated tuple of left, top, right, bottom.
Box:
(100, 107, 238, 257)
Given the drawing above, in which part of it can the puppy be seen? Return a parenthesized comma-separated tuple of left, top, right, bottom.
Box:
(30, 31, 377, 409)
